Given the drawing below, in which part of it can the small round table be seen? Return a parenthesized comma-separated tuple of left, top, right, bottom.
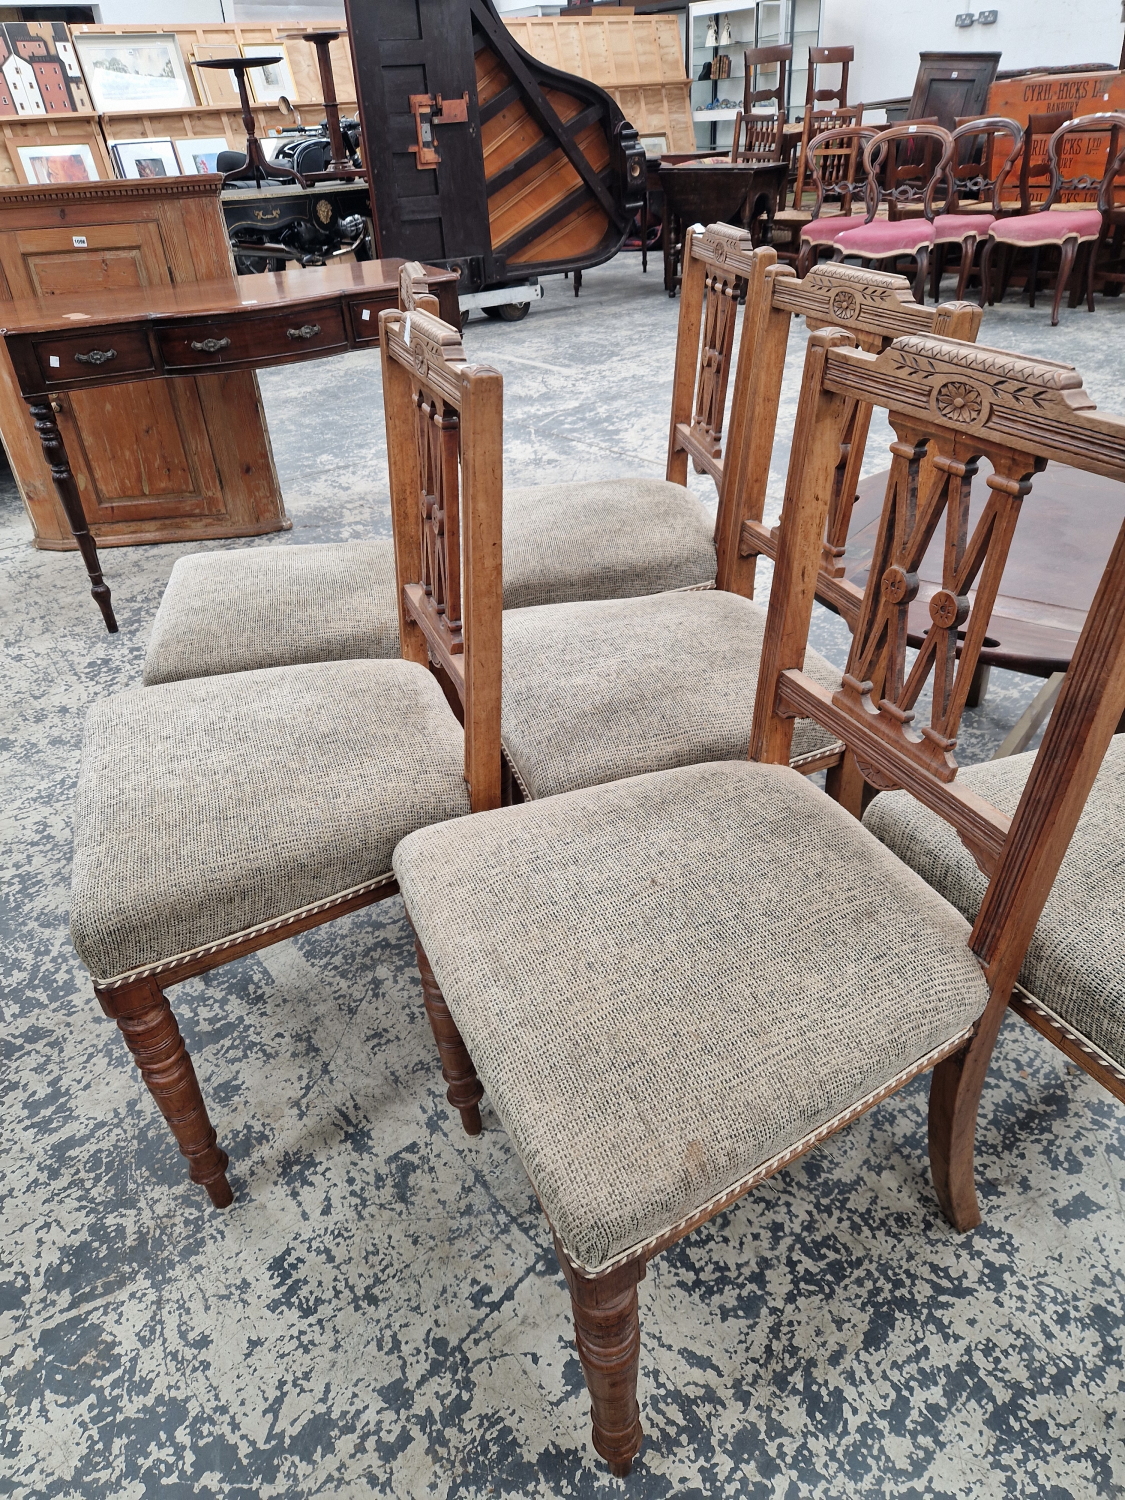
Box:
(195, 56, 305, 187)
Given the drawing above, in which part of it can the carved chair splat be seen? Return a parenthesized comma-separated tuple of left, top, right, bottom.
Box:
(391, 329, 1125, 1477)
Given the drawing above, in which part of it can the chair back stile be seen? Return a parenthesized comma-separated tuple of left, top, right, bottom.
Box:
(398, 259, 442, 316)
(379, 305, 503, 813)
(751, 328, 1125, 960)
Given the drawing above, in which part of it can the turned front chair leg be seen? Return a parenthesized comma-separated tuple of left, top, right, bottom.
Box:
(413, 936, 483, 1135)
(556, 1239, 645, 1478)
(1052, 238, 1078, 327)
(95, 976, 233, 1206)
(26, 396, 117, 633)
(955, 235, 977, 301)
(912, 246, 929, 304)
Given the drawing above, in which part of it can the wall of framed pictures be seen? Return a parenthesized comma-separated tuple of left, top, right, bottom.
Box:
(0, 21, 357, 188)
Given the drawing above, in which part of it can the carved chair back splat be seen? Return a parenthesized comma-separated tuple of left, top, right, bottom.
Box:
(707, 253, 981, 601)
(379, 305, 503, 812)
(751, 326, 1125, 1229)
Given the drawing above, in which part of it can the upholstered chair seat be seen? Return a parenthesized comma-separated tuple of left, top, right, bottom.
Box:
(863, 735, 1125, 1071)
(987, 207, 1102, 247)
(143, 482, 716, 687)
(931, 210, 997, 243)
(72, 659, 471, 985)
(499, 588, 843, 800)
(798, 215, 859, 247)
(393, 759, 990, 1272)
(834, 218, 936, 256)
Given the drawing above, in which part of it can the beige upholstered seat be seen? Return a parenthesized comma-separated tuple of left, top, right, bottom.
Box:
(393, 759, 990, 1272)
(72, 659, 470, 983)
(143, 479, 716, 687)
(501, 588, 843, 800)
(863, 735, 1125, 1067)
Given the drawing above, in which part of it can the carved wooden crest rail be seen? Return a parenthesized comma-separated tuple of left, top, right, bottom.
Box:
(712, 251, 981, 598)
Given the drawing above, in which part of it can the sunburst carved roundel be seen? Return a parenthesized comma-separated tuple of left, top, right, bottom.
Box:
(829, 288, 859, 321)
(934, 380, 984, 425)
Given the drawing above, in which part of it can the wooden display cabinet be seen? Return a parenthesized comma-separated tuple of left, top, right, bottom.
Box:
(0, 174, 285, 550)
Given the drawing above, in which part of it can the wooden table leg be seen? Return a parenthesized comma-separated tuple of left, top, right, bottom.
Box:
(27, 396, 117, 633)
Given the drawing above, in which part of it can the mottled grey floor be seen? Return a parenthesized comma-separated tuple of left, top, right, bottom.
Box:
(3, 255, 1125, 1500)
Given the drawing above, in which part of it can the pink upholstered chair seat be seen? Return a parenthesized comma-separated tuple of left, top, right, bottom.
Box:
(799, 216, 861, 246)
(932, 212, 996, 242)
(834, 219, 936, 256)
(989, 208, 1103, 246)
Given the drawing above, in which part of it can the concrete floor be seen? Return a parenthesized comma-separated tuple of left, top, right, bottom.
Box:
(2, 253, 1124, 1499)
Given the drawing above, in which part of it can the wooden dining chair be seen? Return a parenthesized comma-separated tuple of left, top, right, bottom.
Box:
(730, 43, 790, 169)
(832, 123, 954, 302)
(980, 113, 1125, 325)
(926, 116, 1024, 300)
(142, 263, 716, 687)
(492, 231, 845, 804)
(70, 307, 503, 1207)
(391, 328, 1125, 1476)
(791, 45, 861, 210)
(794, 125, 877, 275)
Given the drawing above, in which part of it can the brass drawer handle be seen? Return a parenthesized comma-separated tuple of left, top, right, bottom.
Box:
(191, 337, 231, 353)
(286, 323, 321, 341)
(74, 348, 117, 365)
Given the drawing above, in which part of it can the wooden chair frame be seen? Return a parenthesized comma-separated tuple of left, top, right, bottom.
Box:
(91, 305, 502, 1207)
(925, 116, 1024, 301)
(794, 125, 877, 276)
(792, 46, 860, 210)
(829, 123, 953, 301)
(981, 112, 1125, 324)
(414, 329, 1125, 1477)
(730, 43, 791, 168)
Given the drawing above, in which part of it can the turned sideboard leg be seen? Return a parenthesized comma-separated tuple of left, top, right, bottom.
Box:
(27, 396, 116, 632)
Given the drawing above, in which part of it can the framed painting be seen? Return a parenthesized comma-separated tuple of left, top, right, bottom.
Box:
(73, 33, 196, 113)
(174, 136, 229, 175)
(111, 137, 182, 179)
(243, 45, 296, 105)
(16, 141, 100, 185)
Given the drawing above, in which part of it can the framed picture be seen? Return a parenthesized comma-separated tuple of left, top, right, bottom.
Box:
(174, 136, 229, 175)
(242, 44, 295, 105)
(73, 33, 196, 114)
(16, 141, 100, 185)
(111, 137, 182, 179)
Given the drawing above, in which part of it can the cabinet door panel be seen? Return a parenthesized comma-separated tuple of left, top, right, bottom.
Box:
(6, 223, 170, 298)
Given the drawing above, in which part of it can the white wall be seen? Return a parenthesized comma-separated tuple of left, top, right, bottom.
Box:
(95, 0, 225, 18)
(819, 0, 1124, 105)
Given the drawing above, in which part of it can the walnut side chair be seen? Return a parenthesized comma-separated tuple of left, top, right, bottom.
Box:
(832, 123, 954, 302)
(391, 328, 1125, 1475)
(926, 116, 1024, 301)
(980, 113, 1125, 325)
(69, 307, 503, 1207)
(794, 124, 877, 275)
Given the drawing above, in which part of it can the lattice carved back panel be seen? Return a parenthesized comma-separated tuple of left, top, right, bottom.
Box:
(415, 386, 463, 650)
(820, 335, 1125, 791)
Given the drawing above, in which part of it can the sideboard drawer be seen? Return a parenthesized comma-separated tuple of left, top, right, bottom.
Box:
(158, 306, 348, 369)
(36, 329, 154, 385)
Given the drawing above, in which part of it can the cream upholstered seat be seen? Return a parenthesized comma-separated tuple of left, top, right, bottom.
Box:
(501, 588, 842, 800)
(393, 759, 990, 1271)
(143, 481, 716, 687)
(72, 658, 470, 983)
(863, 735, 1125, 1069)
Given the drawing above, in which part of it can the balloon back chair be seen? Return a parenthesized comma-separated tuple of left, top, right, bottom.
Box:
(925, 115, 1023, 300)
(795, 124, 878, 274)
(831, 122, 953, 301)
(392, 327, 1125, 1475)
(981, 112, 1125, 324)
